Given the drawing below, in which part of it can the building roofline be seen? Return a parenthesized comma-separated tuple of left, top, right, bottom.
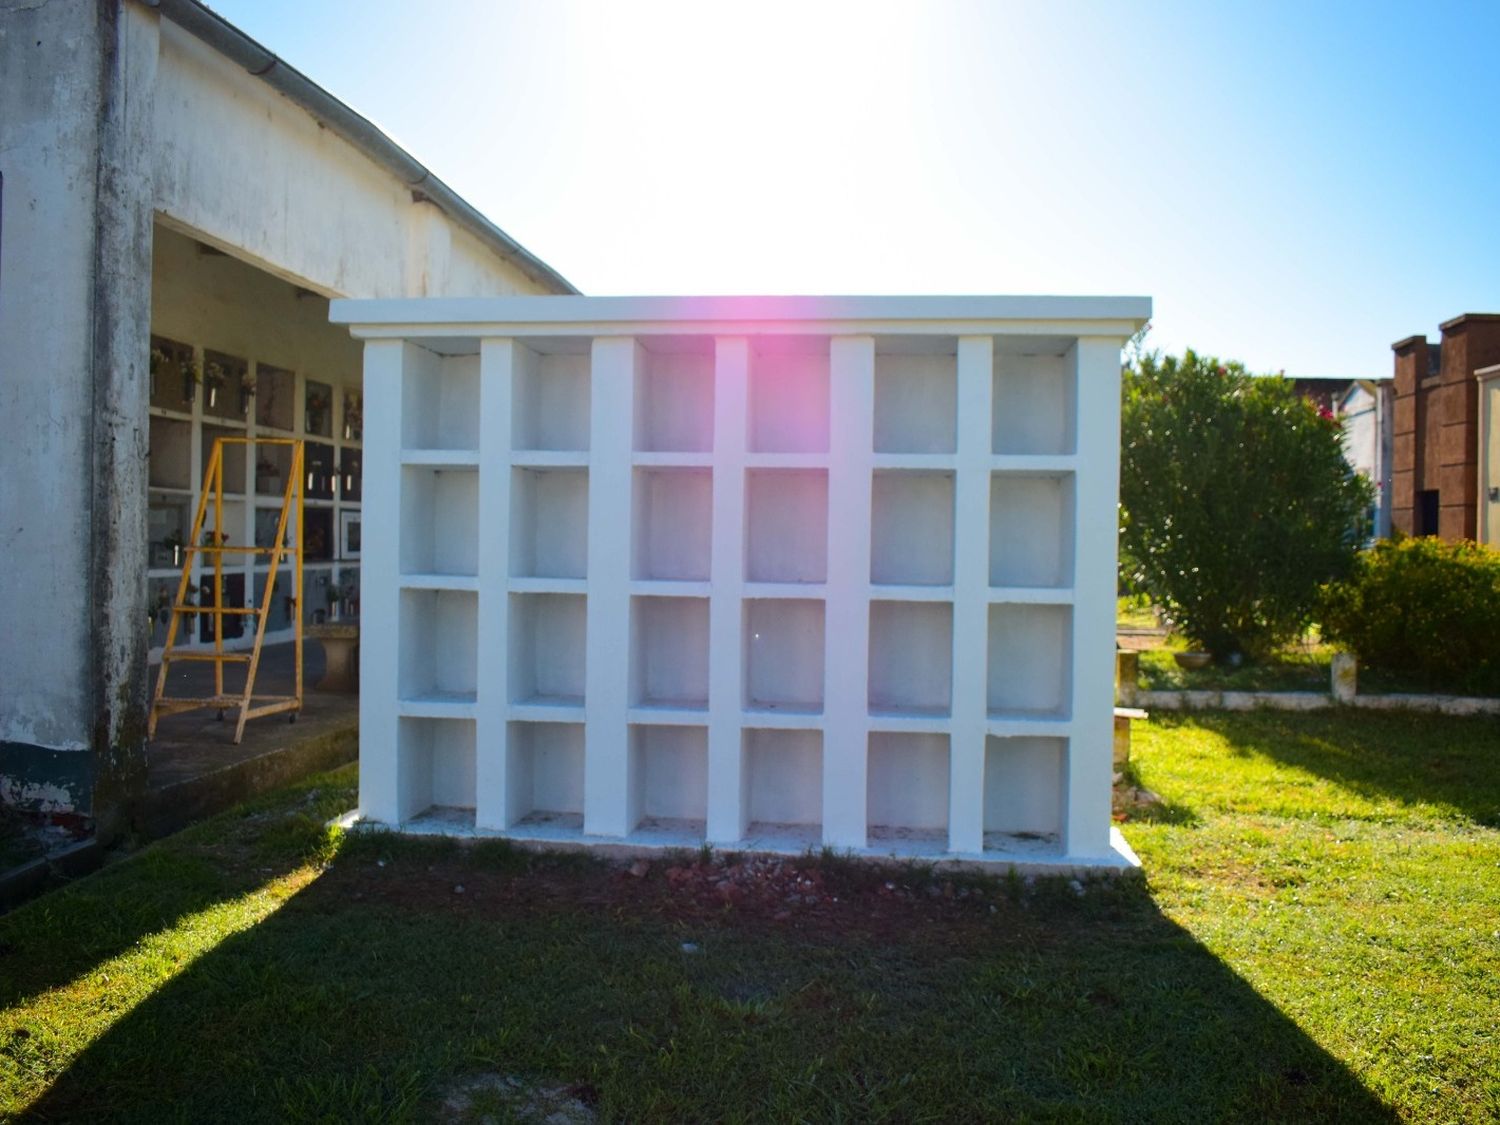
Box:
(1439, 312, 1500, 332)
(157, 0, 580, 296)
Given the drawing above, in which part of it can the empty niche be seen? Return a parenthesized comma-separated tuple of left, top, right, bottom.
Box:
(987, 604, 1072, 717)
(511, 468, 588, 579)
(635, 345, 714, 452)
(398, 589, 478, 702)
(984, 736, 1065, 849)
(402, 353, 480, 450)
(870, 471, 955, 585)
(513, 348, 590, 452)
(633, 469, 712, 581)
(992, 352, 1075, 455)
(506, 721, 584, 830)
(149, 416, 192, 489)
(868, 602, 953, 716)
(746, 469, 828, 583)
(873, 351, 957, 453)
(743, 728, 822, 842)
(508, 593, 587, 706)
(989, 474, 1075, 587)
(630, 596, 709, 709)
(748, 342, 830, 453)
(400, 467, 478, 576)
(397, 717, 476, 822)
(628, 725, 708, 839)
(744, 599, 825, 713)
(867, 733, 950, 845)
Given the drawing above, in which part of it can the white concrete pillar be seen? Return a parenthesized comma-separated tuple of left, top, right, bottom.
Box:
(823, 336, 875, 849)
(475, 338, 516, 829)
(1065, 337, 1122, 858)
(707, 338, 750, 844)
(358, 340, 407, 825)
(949, 336, 994, 854)
(584, 338, 637, 836)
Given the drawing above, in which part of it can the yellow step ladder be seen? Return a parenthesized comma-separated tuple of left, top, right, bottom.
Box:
(148, 437, 305, 744)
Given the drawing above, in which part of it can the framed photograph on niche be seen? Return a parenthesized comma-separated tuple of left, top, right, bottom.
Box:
(339, 509, 362, 560)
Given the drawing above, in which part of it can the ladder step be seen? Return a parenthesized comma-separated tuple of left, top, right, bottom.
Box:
(162, 652, 253, 663)
(187, 546, 290, 555)
(172, 605, 261, 615)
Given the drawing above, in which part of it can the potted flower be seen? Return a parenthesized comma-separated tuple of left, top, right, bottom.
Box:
(342, 392, 363, 440)
(179, 355, 201, 405)
(326, 581, 346, 622)
(306, 390, 329, 434)
(149, 346, 169, 399)
(239, 373, 257, 417)
(256, 455, 281, 496)
(203, 361, 230, 411)
(161, 531, 184, 569)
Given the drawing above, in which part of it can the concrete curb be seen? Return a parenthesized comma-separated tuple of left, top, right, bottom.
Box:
(0, 837, 103, 911)
(1136, 689, 1500, 715)
(136, 720, 358, 840)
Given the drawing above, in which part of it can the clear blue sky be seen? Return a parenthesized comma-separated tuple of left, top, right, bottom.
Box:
(204, 0, 1499, 379)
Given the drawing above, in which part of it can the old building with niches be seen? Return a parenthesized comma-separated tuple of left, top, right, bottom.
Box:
(1390, 314, 1500, 541)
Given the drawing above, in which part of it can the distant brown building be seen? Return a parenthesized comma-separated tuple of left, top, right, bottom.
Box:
(1390, 314, 1500, 540)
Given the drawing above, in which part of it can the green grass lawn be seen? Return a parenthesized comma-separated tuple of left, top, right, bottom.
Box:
(3, 711, 1498, 1122)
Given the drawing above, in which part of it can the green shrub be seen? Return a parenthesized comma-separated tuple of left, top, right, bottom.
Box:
(1120, 350, 1373, 659)
(1321, 536, 1500, 696)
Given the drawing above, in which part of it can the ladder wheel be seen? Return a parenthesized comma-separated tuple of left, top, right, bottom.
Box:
(289, 712, 298, 724)
(216, 709, 225, 721)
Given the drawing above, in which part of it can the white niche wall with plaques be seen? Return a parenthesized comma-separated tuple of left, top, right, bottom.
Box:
(333, 296, 1149, 871)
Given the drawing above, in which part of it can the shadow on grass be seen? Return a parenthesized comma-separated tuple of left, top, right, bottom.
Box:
(1178, 709, 1500, 826)
(0, 768, 355, 1013)
(24, 844, 1397, 1123)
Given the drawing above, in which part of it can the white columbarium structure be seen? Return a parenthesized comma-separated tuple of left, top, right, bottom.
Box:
(331, 296, 1150, 871)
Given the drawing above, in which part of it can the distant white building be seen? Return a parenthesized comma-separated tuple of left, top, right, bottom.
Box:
(0, 0, 574, 830)
(1337, 380, 1394, 541)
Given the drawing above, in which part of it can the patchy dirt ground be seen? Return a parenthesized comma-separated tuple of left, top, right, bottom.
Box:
(319, 837, 1116, 960)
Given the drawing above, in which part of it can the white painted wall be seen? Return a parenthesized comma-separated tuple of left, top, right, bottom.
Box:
(334, 296, 1149, 870)
(152, 19, 544, 301)
(1478, 365, 1500, 547)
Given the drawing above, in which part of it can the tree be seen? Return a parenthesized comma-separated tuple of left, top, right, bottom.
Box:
(1119, 350, 1373, 660)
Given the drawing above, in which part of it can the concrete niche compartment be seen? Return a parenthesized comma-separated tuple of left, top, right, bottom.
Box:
(990, 473, 1075, 589)
(871, 471, 955, 586)
(505, 721, 584, 833)
(746, 469, 828, 583)
(628, 724, 708, 842)
(744, 598, 825, 714)
(743, 728, 823, 848)
(630, 596, 709, 711)
(873, 347, 957, 453)
(336, 295, 1147, 870)
(396, 717, 476, 824)
(633, 468, 712, 581)
(867, 732, 950, 851)
(511, 468, 588, 579)
(984, 736, 1066, 854)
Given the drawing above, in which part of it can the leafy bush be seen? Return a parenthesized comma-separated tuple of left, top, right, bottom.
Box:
(1120, 350, 1372, 659)
(1321, 536, 1500, 695)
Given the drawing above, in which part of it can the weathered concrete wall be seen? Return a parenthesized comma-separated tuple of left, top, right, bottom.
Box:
(0, 0, 155, 826)
(153, 18, 544, 301)
(1, 0, 567, 830)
